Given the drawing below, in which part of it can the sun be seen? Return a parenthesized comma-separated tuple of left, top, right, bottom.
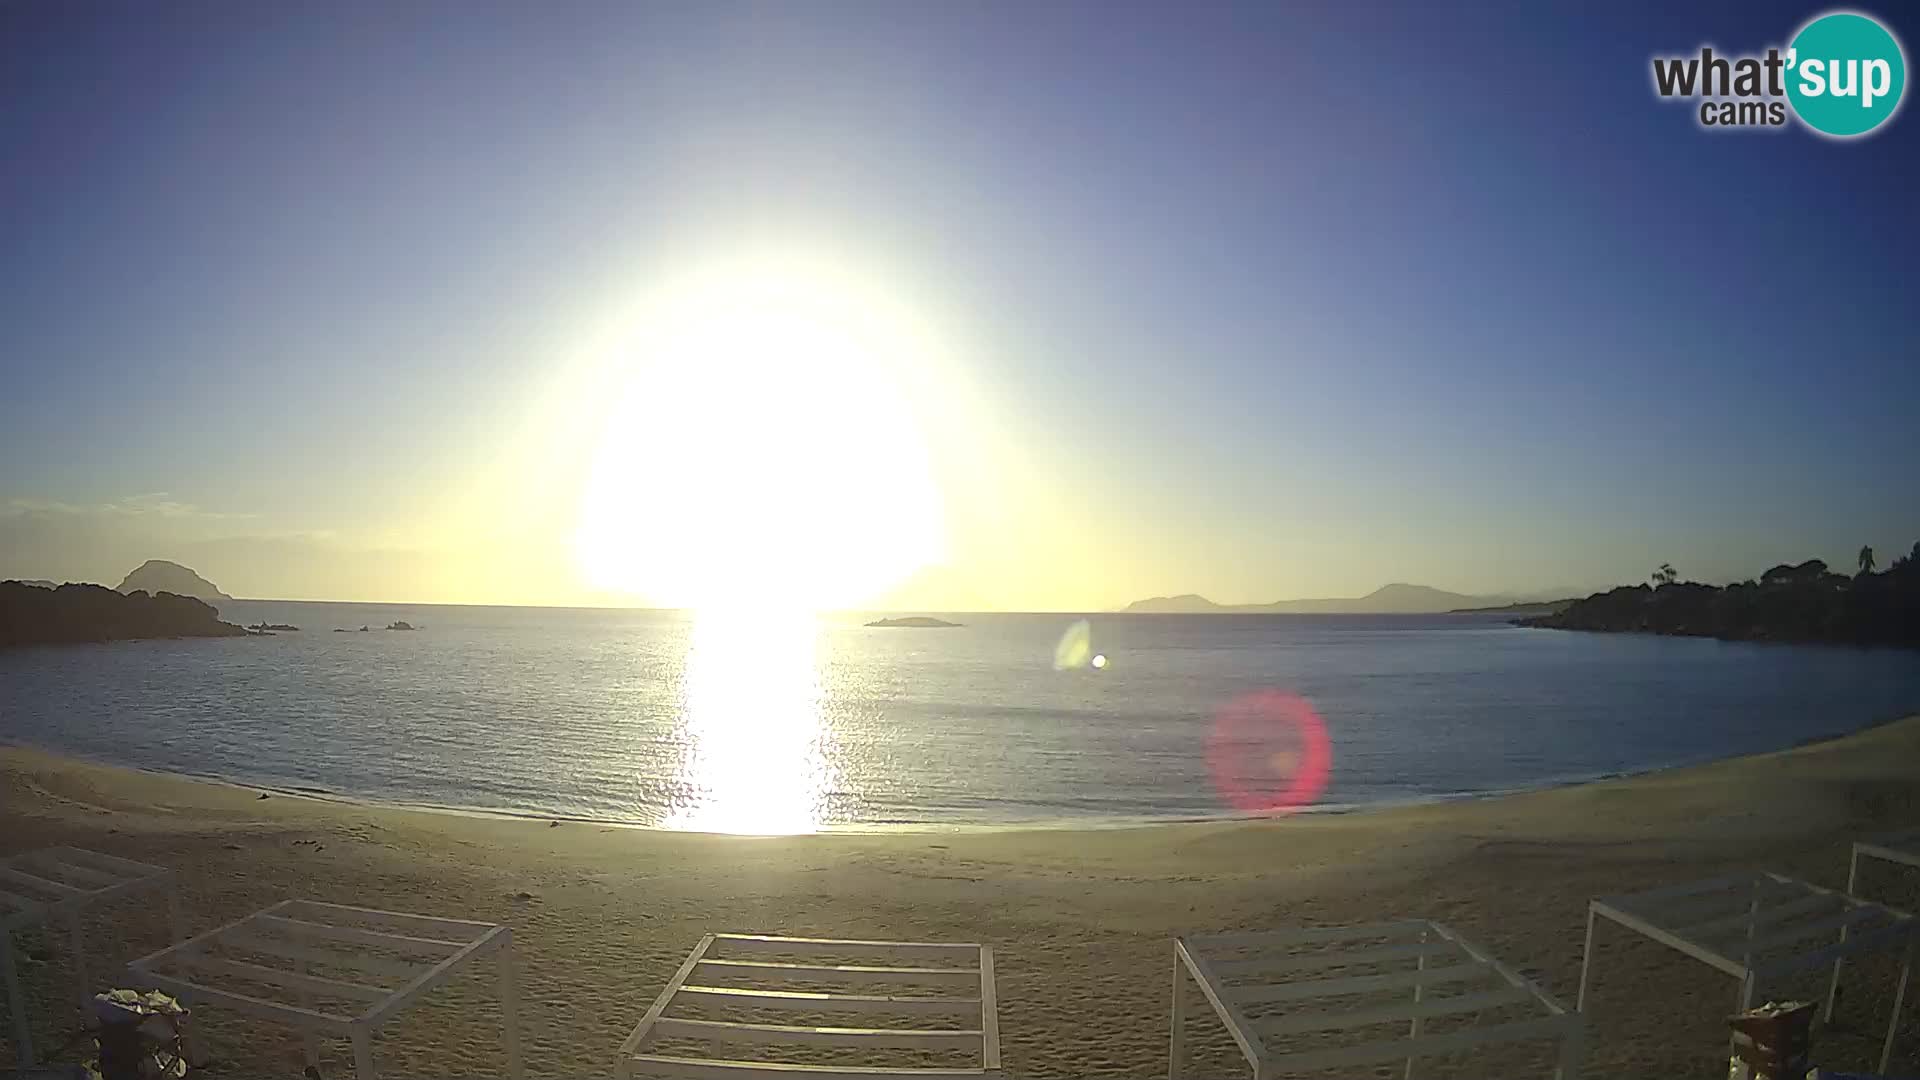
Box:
(574, 258, 947, 611)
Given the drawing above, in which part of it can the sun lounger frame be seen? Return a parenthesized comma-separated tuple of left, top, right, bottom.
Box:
(0, 846, 181, 1069)
(1577, 870, 1915, 1073)
(1171, 920, 1581, 1079)
(1827, 831, 1920, 1027)
(1845, 829, 1920, 888)
(619, 934, 1001, 1079)
(126, 898, 522, 1079)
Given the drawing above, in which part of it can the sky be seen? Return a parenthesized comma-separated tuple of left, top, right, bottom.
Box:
(2, 1, 1917, 610)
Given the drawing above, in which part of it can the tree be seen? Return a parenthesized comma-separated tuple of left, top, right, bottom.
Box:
(1894, 541, 1920, 573)
(1762, 559, 1827, 586)
(1651, 563, 1678, 586)
(1858, 545, 1876, 576)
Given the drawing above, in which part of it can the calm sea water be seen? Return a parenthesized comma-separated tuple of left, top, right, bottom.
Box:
(2, 602, 1917, 832)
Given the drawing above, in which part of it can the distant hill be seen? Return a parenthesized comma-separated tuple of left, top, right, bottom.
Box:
(1126, 593, 1224, 614)
(1125, 583, 1488, 614)
(117, 560, 232, 607)
(5, 579, 58, 589)
(1450, 599, 1578, 615)
(2, 581, 247, 647)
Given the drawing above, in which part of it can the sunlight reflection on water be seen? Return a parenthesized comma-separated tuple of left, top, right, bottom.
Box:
(9, 605, 1920, 827)
(663, 609, 836, 834)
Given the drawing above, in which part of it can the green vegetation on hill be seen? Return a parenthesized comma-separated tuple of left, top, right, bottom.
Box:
(1519, 544, 1920, 647)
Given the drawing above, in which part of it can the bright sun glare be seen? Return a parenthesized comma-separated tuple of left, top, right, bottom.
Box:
(575, 259, 947, 611)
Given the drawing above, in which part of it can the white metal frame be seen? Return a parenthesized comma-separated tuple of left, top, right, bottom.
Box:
(1829, 830, 1920, 1022)
(1847, 830, 1920, 881)
(125, 898, 522, 1080)
(618, 933, 1002, 1079)
(1171, 920, 1582, 1080)
(1577, 870, 1915, 1073)
(0, 846, 181, 1069)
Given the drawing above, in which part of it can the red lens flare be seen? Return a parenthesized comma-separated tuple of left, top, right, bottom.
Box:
(1206, 690, 1332, 814)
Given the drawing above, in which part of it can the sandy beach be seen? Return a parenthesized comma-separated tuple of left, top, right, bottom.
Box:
(4, 718, 1918, 1079)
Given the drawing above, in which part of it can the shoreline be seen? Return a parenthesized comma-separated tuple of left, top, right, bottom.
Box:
(1514, 620, 1920, 653)
(1, 709, 1900, 836)
(4, 719, 1919, 1077)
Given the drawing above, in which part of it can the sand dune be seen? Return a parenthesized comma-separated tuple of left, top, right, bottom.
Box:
(3, 718, 1918, 1078)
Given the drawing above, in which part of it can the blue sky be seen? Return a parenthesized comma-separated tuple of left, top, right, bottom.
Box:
(2, 1, 1916, 607)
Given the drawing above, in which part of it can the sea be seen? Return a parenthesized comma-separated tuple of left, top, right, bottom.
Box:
(2, 601, 1917, 833)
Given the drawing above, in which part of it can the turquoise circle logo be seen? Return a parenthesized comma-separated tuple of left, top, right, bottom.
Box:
(1786, 12, 1907, 137)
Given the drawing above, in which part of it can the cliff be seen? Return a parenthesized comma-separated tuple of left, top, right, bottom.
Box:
(117, 560, 233, 606)
(1, 581, 248, 648)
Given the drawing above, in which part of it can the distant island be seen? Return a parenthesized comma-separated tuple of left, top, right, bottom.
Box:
(1127, 583, 1519, 615)
(866, 616, 962, 628)
(1519, 546, 1920, 648)
(1450, 599, 1578, 615)
(117, 559, 233, 607)
(1, 581, 247, 648)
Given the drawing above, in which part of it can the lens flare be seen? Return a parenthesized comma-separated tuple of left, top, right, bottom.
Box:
(1206, 690, 1332, 814)
(1053, 619, 1093, 670)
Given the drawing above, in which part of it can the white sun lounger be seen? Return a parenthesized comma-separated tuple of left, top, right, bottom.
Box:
(126, 898, 522, 1079)
(618, 933, 1002, 1079)
(1172, 921, 1581, 1080)
(1826, 831, 1920, 1028)
(1578, 870, 1915, 1073)
(1842, 828, 1920, 895)
(0, 846, 180, 1069)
